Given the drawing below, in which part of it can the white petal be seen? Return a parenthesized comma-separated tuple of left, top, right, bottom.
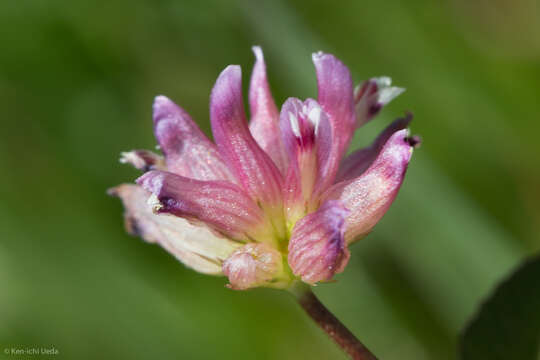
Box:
(109, 184, 241, 275)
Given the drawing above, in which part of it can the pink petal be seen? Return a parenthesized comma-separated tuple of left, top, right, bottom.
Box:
(312, 52, 355, 156)
(108, 184, 240, 275)
(336, 114, 412, 182)
(210, 65, 284, 210)
(354, 77, 405, 127)
(137, 170, 267, 242)
(153, 95, 233, 181)
(311, 52, 356, 196)
(279, 97, 332, 219)
(222, 243, 285, 290)
(119, 150, 166, 172)
(248, 46, 288, 174)
(288, 200, 350, 284)
(324, 129, 415, 243)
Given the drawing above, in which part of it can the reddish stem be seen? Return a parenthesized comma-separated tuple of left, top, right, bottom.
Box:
(296, 288, 378, 360)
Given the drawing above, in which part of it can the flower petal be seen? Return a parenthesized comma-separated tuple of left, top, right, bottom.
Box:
(288, 200, 350, 284)
(312, 52, 356, 196)
(210, 65, 284, 210)
(312, 51, 355, 156)
(222, 243, 285, 290)
(153, 95, 233, 181)
(137, 170, 268, 242)
(336, 114, 412, 182)
(280, 97, 332, 220)
(119, 150, 166, 172)
(108, 184, 240, 275)
(354, 77, 405, 127)
(324, 129, 415, 243)
(248, 46, 288, 174)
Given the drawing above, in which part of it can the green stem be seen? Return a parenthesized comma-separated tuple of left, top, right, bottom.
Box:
(291, 284, 378, 360)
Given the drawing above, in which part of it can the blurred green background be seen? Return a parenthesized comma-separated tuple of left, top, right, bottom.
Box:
(1, 0, 539, 359)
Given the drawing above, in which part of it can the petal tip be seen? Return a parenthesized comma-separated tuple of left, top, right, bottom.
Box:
(119, 150, 165, 171)
(154, 94, 171, 105)
(219, 64, 241, 79)
(405, 134, 421, 148)
(136, 171, 164, 194)
(153, 95, 174, 112)
(152, 95, 178, 125)
(312, 51, 342, 65)
(251, 45, 263, 60)
(311, 50, 327, 62)
(211, 65, 242, 103)
(106, 185, 120, 197)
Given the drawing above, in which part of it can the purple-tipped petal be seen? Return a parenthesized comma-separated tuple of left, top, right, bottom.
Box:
(312, 52, 355, 155)
(153, 95, 233, 181)
(280, 98, 328, 156)
(288, 200, 350, 284)
(354, 77, 405, 127)
(120, 150, 166, 172)
(222, 243, 285, 290)
(312, 52, 356, 196)
(210, 65, 284, 209)
(108, 184, 239, 274)
(337, 114, 412, 182)
(137, 170, 267, 242)
(324, 129, 415, 243)
(248, 46, 288, 173)
(280, 97, 332, 219)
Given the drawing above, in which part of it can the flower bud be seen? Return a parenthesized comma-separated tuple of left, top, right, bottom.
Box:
(223, 243, 285, 290)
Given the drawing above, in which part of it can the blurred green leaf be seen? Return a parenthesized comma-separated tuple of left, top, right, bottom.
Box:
(460, 255, 540, 359)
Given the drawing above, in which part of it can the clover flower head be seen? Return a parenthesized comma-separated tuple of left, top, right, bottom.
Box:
(110, 47, 418, 289)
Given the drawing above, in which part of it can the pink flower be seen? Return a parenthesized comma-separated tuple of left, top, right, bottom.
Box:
(109, 47, 418, 289)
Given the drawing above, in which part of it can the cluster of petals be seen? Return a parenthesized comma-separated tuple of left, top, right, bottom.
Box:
(110, 47, 418, 290)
